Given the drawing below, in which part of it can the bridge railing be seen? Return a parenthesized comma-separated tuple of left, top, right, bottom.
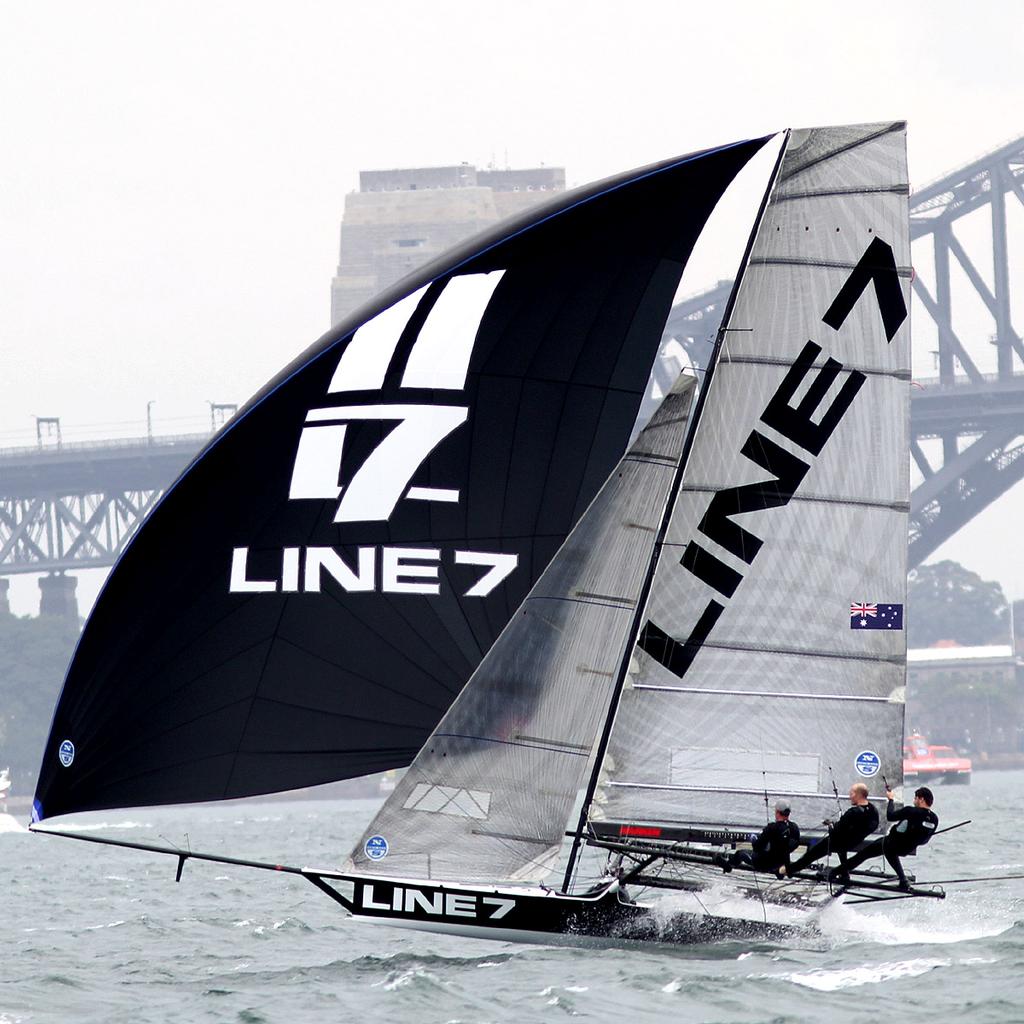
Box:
(0, 431, 213, 463)
(912, 371, 1024, 392)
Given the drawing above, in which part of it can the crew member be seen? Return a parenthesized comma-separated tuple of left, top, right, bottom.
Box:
(831, 786, 938, 890)
(780, 782, 879, 878)
(717, 800, 800, 874)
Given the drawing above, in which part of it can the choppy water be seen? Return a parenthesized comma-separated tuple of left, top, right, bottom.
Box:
(4, 772, 1023, 1023)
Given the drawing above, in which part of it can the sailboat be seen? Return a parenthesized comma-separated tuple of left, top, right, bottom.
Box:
(31, 121, 943, 947)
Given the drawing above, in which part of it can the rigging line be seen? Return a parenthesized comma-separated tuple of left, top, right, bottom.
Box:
(749, 866, 768, 926)
(758, 719, 769, 824)
(827, 766, 843, 816)
(934, 819, 971, 836)
(559, 131, 793, 896)
(928, 873, 1024, 885)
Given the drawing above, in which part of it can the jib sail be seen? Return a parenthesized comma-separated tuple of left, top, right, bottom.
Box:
(34, 137, 767, 820)
(349, 375, 697, 883)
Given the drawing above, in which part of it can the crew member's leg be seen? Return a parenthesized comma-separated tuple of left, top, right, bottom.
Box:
(883, 838, 910, 889)
(728, 850, 753, 871)
(787, 837, 831, 875)
(829, 837, 883, 882)
(839, 837, 884, 874)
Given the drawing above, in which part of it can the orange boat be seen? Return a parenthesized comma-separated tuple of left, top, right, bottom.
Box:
(903, 734, 972, 785)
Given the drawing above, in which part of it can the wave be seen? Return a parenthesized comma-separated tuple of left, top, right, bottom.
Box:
(816, 889, 1019, 947)
(779, 956, 949, 990)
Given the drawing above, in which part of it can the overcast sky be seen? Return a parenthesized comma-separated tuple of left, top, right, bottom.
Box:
(2, 2, 1023, 615)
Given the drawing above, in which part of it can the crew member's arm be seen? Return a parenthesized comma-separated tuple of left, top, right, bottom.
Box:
(885, 788, 910, 823)
(751, 824, 772, 857)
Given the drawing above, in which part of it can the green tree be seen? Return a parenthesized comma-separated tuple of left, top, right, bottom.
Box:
(0, 614, 79, 797)
(907, 559, 1008, 648)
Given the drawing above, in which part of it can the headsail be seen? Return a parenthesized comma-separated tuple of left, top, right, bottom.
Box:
(349, 375, 697, 883)
(594, 123, 911, 837)
(34, 137, 768, 820)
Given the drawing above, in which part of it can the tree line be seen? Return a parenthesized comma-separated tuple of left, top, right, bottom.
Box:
(0, 558, 1018, 796)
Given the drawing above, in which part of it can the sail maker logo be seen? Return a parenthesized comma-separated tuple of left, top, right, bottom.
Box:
(639, 237, 909, 678)
(230, 272, 519, 599)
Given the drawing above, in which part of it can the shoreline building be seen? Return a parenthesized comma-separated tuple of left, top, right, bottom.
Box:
(907, 644, 1022, 755)
(330, 164, 566, 326)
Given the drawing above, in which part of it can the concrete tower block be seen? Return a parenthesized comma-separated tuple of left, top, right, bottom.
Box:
(39, 573, 78, 621)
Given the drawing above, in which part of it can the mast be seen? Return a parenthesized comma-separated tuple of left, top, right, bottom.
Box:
(561, 133, 792, 893)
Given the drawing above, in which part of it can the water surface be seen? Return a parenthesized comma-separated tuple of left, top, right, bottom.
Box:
(5, 772, 1022, 1023)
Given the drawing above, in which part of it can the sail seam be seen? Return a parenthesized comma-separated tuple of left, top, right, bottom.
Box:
(526, 594, 636, 612)
(274, 635, 451, 713)
(435, 732, 590, 756)
(631, 685, 893, 702)
(243, 692, 449, 728)
(778, 121, 904, 181)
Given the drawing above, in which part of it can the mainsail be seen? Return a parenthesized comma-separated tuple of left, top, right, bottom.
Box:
(33, 137, 767, 821)
(595, 122, 911, 837)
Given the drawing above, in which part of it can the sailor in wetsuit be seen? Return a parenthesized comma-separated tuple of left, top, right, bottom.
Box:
(717, 800, 800, 874)
(831, 786, 938, 890)
(780, 782, 879, 878)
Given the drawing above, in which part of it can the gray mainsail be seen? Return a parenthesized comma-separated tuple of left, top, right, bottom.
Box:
(348, 375, 698, 882)
(594, 123, 911, 836)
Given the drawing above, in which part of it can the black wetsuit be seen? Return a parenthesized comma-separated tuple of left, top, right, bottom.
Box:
(787, 801, 879, 875)
(839, 799, 939, 887)
(730, 819, 801, 873)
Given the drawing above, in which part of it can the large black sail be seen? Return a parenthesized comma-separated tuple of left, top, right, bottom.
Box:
(34, 137, 767, 820)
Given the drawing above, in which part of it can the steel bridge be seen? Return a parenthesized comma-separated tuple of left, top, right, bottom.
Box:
(660, 134, 1024, 569)
(0, 434, 206, 614)
(2, 135, 1022, 613)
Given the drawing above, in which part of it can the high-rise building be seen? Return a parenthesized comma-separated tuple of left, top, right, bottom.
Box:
(330, 163, 566, 326)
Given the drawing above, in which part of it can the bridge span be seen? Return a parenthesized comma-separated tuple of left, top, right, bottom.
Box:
(4, 134, 1023, 614)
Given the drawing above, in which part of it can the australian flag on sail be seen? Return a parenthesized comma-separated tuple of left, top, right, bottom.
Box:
(850, 602, 904, 630)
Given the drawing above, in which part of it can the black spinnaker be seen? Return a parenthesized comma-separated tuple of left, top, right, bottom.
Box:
(34, 136, 768, 821)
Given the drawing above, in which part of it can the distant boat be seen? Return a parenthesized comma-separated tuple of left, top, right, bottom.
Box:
(903, 734, 971, 785)
(0, 768, 26, 832)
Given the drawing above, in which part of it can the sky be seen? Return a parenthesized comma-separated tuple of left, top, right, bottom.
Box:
(1, 1, 1023, 615)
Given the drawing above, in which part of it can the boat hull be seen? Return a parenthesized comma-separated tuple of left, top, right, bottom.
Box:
(904, 767, 971, 785)
(332, 874, 795, 948)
